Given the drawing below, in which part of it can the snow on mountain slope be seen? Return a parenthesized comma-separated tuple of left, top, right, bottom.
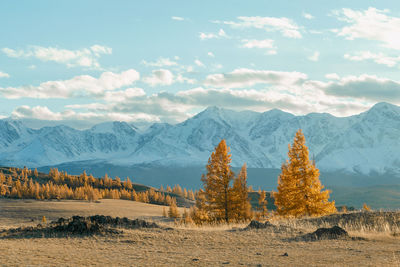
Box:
(317, 102, 400, 173)
(0, 102, 399, 175)
(0, 121, 139, 166)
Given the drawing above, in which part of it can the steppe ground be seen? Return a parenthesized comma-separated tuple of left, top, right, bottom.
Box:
(0, 199, 399, 266)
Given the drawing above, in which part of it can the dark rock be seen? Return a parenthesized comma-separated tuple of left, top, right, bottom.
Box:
(247, 220, 274, 229)
(0, 214, 160, 239)
(281, 252, 288, 256)
(302, 225, 349, 241)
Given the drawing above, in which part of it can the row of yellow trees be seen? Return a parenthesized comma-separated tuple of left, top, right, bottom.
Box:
(190, 129, 336, 224)
(0, 169, 180, 206)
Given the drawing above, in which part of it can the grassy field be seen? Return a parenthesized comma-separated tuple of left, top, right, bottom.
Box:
(0, 199, 399, 266)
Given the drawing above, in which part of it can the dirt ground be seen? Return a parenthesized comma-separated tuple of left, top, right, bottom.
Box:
(0, 199, 399, 266)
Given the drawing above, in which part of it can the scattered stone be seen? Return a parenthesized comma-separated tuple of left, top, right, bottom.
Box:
(192, 258, 199, 262)
(281, 252, 288, 256)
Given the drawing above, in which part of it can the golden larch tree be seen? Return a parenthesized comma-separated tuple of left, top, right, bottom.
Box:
(273, 129, 336, 217)
(231, 163, 252, 221)
(168, 198, 180, 218)
(200, 139, 235, 222)
(258, 190, 268, 218)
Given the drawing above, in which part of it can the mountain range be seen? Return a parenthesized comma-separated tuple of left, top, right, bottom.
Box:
(1, 102, 400, 180)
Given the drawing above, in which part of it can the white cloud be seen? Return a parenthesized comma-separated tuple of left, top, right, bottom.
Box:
(241, 39, 277, 54)
(194, 59, 205, 68)
(344, 51, 400, 67)
(2, 45, 112, 69)
(142, 57, 178, 67)
(12, 105, 66, 121)
(325, 73, 340, 80)
(303, 13, 314, 20)
(0, 71, 10, 78)
(199, 29, 228, 40)
(241, 39, 274, 49)
(218, 29, 228, 38)
(211, 64, 223, 70)
(12, 105, 159, 123)
(176, 74, 197, 85)
(310, 74, 400, 102)
(90, 45, 112, 56)
(0, 69, 140, 99)
(204, 68, 307, 88)
(333, 8, 400, 50)
(171, 16, 184, 21)
(218, 16, 302, 38)
(308, 51, 320, 62)
(186, 66, 194, 72)
(11, 72, 389, 125)
(142, 69, 174, 86)
(103, 88, 146, 102)
(62, 83, 370, 123)
(142, 69, 195, 86)
(207, 52, 215, 57)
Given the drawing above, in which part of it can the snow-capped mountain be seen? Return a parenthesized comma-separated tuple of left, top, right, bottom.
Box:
(1, 102, 400, 175)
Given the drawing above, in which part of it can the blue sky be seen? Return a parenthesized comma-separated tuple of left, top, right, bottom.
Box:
(1, 0, 400, 127)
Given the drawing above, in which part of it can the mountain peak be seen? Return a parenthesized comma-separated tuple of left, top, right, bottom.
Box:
(366, 102, 400, 118)
(370, 102, 398, 110)
(204, 106, 220, 112)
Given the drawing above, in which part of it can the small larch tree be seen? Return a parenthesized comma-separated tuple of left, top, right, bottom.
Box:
(231, 163, 252, 221)
(168, 198, 180, 218)
(258, 190, 268, 218)
(273, 129, 336, 217)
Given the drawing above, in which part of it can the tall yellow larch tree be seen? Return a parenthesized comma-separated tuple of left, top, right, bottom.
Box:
(231, 163, 252, 221)
(200, 139, 235, 222)
(274, 129, 336, 217)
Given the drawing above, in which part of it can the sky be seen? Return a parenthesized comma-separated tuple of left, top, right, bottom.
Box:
(1, 0, 400, 128)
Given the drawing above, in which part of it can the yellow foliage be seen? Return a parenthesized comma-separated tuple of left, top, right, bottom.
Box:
(231, 164, 253, 221)
(193, 140, 252, 224)
(273, 129, 336, 217)
(200, 139, 235, 222)
(168, 198, 180, 218)
(258, 190, 268, 218)
(162, 207, 167, 217)
(363, 203, 371, 211)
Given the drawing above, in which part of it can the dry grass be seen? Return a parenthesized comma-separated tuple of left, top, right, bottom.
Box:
(1, 199, 400, 266)
(271, 211, 400, 240)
